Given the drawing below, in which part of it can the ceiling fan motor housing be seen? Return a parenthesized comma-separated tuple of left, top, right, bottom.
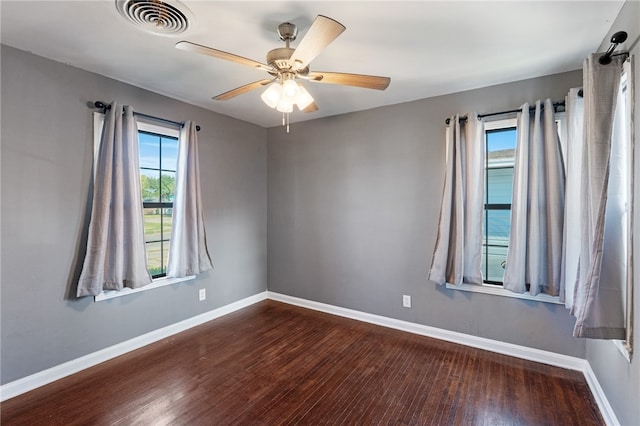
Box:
(267, 47, 295, 71)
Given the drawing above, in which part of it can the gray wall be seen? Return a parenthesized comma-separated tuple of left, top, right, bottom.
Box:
(586, 2, 640, 425)
(4, 4, 639, 420)
(267, 70, 586, 357)
(0, 45, 268, 384)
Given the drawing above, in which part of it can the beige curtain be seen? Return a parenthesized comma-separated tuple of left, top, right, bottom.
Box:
(167, 121, 213, 277)
(572, 53, 627, 339)
(503, 100, 565, 296)
(77, 103, 151, 297)
(429, 113, 484, 286)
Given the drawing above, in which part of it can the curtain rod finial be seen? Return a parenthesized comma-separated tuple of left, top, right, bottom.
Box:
(94, 101, 110, 112)
(610, 31, 627, 44)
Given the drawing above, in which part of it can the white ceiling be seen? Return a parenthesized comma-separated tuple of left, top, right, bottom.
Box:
(1, 1, 625, 128)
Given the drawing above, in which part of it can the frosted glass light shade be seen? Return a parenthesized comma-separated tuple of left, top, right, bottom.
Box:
(276, 98, 293, 113)
(261, 83, 282, 109)
(282, 79, 298, 99)
(262, 79, 315, 115)
(295, 84, 314, 110)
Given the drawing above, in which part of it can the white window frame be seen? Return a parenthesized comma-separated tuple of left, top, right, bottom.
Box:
(610, 66, 633, 362)
(91, 112, 194, 302)
(481, 118, 517, 286)
(446, 117, 562, 305)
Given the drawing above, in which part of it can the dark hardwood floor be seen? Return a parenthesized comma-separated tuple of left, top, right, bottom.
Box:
(2, 300, 603, 425)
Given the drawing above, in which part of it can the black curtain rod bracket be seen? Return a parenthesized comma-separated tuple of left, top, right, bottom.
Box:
(599, 31, 628, 65)
(92, 101, 200, 131)
(94, 101, 110, 113)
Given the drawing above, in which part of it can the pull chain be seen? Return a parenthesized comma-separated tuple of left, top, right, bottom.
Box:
(282, 111, 290, 133)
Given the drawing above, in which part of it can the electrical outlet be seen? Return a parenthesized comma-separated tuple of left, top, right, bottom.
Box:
(199, 288, 206, 301)
(403, 295, 411, 308)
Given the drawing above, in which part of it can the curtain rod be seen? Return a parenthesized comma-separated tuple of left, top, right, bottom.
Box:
(445, 100, 566, 125)
(445, 29, 629, 126)
(92, 101, 201, 132)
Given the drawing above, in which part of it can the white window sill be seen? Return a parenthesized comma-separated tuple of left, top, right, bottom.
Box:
(445, 282, 563, 305)
(94, 275, 195, 302)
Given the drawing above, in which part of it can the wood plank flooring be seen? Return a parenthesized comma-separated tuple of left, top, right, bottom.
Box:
(2, 300, 603, 425)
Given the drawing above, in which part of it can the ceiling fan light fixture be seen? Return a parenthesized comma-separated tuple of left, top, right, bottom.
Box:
(261, 83, 282, 108)
(282, 78, 299, 98)
(177, 14, 390, 132)
(295, 84, 314, 110)
(261, 78, 315, 128)
(276, 97, 294, 113)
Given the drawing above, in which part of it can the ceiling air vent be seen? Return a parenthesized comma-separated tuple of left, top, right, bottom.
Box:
(116, 0, 193, 36)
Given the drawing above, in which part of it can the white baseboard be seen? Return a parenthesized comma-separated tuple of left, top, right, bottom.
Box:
(0, 291, 268, 402)
(266, 291, 620, 426)
(1, 289, 620, 426)
(582, 362, 620, 426)
(267, 291, 585, 370)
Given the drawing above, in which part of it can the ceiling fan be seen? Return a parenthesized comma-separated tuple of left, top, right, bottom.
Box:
(175, 15, 391, 130)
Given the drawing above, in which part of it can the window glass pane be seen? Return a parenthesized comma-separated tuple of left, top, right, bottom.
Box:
(139, 129, 175, 279)
(143, 208, 163, 243)
(483, 125, 516, 285)
(483, 210, 510, 282)
(160, 171, 175, 203)
(486, 128, 516, 203)
(140, 169, 160, 202)
(161, 207, 173, 242)
(162, 208, 172, 275)
(139, 133, 160, 169)
(487, 168, 514, 204)
(146, 241, 164, 277)
(487, 128, 516, 155)
(486, 209, 511, 241)
(161, 136, 178, 172)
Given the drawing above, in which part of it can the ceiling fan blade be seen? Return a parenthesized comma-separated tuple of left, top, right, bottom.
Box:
(288, 15, 346, 69)
(213, 79, 273, 101)
(176, 41, 272, 72)
(302, 101, 319, 113)
(307, 71, 391, 90)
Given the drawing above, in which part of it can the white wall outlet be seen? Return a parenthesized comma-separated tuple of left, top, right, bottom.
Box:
(402, 294, 411, 308)
(199, 288, 206, 301)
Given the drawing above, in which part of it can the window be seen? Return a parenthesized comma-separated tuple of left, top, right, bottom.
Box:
(481, 116, 566, 288)
(607, 67, 632, 359)
(482, 119, 516, 285)
(446, 114, 565, 304)
(138, 127, 179, 278)
(92, 114, 189, 298)
(91, 112, 206, 302)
